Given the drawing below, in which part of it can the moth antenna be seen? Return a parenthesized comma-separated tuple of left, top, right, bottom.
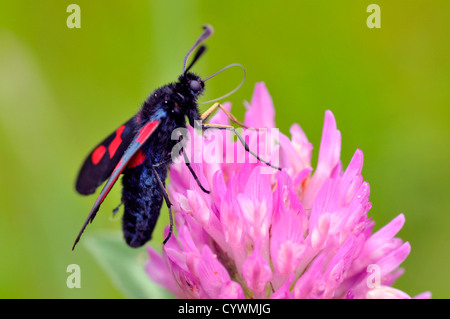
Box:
(184, 46, 206, 74)
(183, 24, 214, 74)
(199, 63, 247, 104)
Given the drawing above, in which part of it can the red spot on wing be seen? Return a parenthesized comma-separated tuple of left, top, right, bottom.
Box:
(97, 121, 158, 206)
(127, 149, 146, 169)
(91, 145, 106, 165)
(136, 121, 159, 144)
(109, 125, 126, 158)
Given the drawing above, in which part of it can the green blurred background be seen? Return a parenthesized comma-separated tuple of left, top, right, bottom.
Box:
(0, 0, 448, 298)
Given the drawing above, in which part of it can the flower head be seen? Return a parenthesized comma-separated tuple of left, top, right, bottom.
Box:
(146, 82, 429, 299)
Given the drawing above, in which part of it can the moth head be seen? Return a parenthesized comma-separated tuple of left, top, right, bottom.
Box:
(178, 72, 205, 98)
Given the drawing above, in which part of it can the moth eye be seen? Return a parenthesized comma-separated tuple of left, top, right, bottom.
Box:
(189, 80, 202, 92)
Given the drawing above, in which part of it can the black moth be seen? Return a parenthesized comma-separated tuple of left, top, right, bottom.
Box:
(73, 25, 280, 250)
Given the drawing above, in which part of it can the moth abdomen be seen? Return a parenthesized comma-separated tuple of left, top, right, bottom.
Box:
(121, 164, 167, 248)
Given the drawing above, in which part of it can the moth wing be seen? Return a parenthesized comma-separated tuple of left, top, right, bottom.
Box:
(73, 120, 160, 250)
(75, 116, 137, 195)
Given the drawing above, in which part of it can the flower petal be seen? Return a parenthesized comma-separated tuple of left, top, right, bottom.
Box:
(194, 246, 233, 298)
(242, 241, 272, 297)
(244, 82, 276, 128)
(303, 110, 341, 208)
(146, 246, 182, 297)
(366, 286, 411, 299)
(219, 281, 245, 299)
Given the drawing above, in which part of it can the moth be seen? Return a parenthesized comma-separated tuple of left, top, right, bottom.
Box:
(73, 25, 280, 250)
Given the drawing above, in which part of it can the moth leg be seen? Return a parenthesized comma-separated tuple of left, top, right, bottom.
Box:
(151, 165, 174, 245)
(200, 102, 220, 122)
(152, 153, 172, 168)
(182, 148, 211, 194)
(176, 135, 211, 194)
(201, 103, 248, 128)
(202, 123, 282, 171)
(216, 103, 248, 128)
(112, 202, 123, 215)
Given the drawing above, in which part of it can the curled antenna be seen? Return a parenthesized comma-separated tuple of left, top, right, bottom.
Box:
(183, 24, 214, 74)
(199, 63, 247, 104)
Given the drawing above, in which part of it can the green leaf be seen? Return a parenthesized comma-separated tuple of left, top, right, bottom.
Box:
(84, 231, 173, 299)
